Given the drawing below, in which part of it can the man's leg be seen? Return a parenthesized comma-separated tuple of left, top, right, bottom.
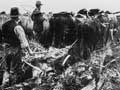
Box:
(2, 70, 9, 86)
(2, 53, 13, 86)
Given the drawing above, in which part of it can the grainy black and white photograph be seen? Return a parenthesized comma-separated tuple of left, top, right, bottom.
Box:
(0, 0, 120, 90)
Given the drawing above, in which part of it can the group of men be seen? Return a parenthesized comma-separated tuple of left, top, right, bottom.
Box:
(1, 0, 43, 86)
(0, 0, 119, 87)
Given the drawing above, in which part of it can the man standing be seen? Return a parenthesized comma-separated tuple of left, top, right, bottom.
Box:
(2, 7, 33, 86)
(0, 11, 8, 44)
(31, 0, 43, 20)
(31, 1, 45, 42)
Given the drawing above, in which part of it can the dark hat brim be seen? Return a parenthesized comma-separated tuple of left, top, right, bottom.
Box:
(33, 12, 41, 15)
(36, 3, 43, 5)
(10, 14, 20, 17)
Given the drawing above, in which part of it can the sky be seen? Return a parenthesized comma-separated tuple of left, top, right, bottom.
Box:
(0, 0, 120, 14)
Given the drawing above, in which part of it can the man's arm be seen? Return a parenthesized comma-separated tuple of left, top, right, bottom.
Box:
(31, 12, 34, 21)
(31, 9, 36, 21)
(14, 25, 33, 55)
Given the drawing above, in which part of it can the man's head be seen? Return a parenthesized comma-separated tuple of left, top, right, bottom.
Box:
(10, 7, 20, 19)
(88, 8, 100, 16)
(77, 8, 88, 15)
(36, 1, 42, 8)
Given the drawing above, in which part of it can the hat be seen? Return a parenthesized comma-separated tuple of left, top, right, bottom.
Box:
(88, 9, 100, 16)
(36, 1, 43, 6)
(105, 11, 111, 14)
(0, 11, 6, 15)
(10, 7, 20, 17)
(76, 14, 84, 18)
(78, 9, 87, 15)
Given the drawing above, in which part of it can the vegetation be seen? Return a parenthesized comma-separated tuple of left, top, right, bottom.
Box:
(0, 39, 120, 90)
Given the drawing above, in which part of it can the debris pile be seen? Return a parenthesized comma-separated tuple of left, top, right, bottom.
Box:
(1, 41, 120, 90)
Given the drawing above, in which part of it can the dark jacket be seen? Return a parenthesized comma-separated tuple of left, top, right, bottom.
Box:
(2, 20, 21, 47)
(31, 8, 44, 23)
(0, 30, 2, 43)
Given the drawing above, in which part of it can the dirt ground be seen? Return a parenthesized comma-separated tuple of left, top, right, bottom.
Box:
(0, 40, 120, 90)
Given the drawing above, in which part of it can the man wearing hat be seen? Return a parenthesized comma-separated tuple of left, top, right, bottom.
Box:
(77, 8, 88, 18)
(2, 7, 33, 86)
(31, 0, 43, 20)
(31, 1, 45, 42)
(88, 9, 102, 19)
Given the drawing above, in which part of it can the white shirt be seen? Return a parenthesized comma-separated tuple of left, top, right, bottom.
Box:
(14, 25, 29, 49)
